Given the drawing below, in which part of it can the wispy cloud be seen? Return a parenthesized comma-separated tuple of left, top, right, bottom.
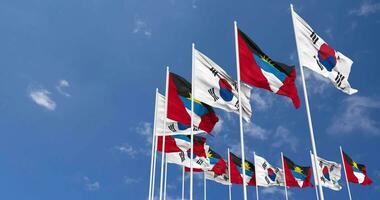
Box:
(328, 96, 380, 135)
(302, 68, 330, 95)
(29, 88, 56, 111)
(261, 187, 292, 198)
(349, 1, 380, 16)
(191, 0, 198, 9)
(244, 122, 269, 140)
(133, 19, 152, 37)
(114, 143, 138, 158)
(271, 126, 298, 152)
(56, 79, 71, 97)
(251, 90, 275, 111)
(83, 176, 100, 191)
(124, 176, 141, 184)
(136, 122, 153, 144)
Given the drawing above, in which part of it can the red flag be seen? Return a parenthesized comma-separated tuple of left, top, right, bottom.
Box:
(283, 156, 312, 188)
(342, 150, 373, 185)
(229, 152, 256, 186)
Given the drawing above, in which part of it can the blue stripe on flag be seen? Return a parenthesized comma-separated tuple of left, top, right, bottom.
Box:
(254, 54, 286, 82)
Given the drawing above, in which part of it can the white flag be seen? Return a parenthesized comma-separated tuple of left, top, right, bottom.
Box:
(155, 92, 203, 136)
(254, 154, 284, 187)
(291, 9, 357, 95)
(311, 153, 342, 191)
(166, 151, 211, 170)
(193, 48, 252, 122)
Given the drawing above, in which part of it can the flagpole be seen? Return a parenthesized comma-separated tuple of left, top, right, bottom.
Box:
(182, 166, 185, 200)
(228, 148, 232, 200)
(310, 151, 320, 200)
(148, 89, 159, 200)
(253, 152, 259, 200)
(281, 152, 289, 200)
(290, 4, 325, 200)
(204, 172, 207, 200)
(234, 20, 248, 200)
(151, 128, 159, 200)
(340, 146, 353, 200)
(159, 67, 170, 200)
(190, 42, 195, 200)
(163, 155, 168, 200)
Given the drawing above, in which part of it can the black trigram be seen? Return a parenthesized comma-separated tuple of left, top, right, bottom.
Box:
(234, 100, 240, 110)
(179, 152, 186, 162)
(196, 159, 204, 165)
(265, 176, 271, 184)
(168, 124, 177, 132)
(320, 177, 326, 183)
(319, 161, 323, 168)
(310, 32, 319, 44)
(209, 67, 219, 76)
(193, 126, 200, 131)
(208, 88, 219, 101)
(335, 72, 345, 88)
(232, 82, 238, 91)
(262, 162, 267, 170)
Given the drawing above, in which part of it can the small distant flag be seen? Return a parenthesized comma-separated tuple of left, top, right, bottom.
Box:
(167, 72, 219, 134)
(283, 155, 312, 188)
(193, 48, 252, 122)
(291, 8, 357, 95)
(237, 28, 300, 108)
(310, 153, 342, 191)
(157, 135, 206, 154)
(254, 154, 284, 187)
(229, 152, 256, 186)
(342, 150, 373, 185)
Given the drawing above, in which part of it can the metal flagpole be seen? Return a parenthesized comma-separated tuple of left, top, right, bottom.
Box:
(228, 148, 232, 200)
(204, 172, 207, 200)
(182, 166, 185, 200)
(340, 146, 353, 200)
(290, 4, 325, 200)
(233, 20, 248, 200)
(190, 43, 195, 200)
(253, 152, 259, 200)
(310, 151, 320, 200)
(151, 129, 159, 200)
(164, 156, 168, 200)
(281, 153, 289, 200)
(159, 67, 170, 200)
(148, 89, 159, 200)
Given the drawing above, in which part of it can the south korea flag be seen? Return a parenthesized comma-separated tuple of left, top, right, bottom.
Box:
(291, 7, 357, 95)
(311, 153, 342, 191)
(193, 48, 252, 122)
(254, 154, 285, 187)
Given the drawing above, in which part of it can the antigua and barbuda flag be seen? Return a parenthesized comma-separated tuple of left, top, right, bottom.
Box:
(291, 8, 357, 95)
(193, 48, 252, 122)
(167, 72, 219, 134)
(237, 28, 300, 108)
(283, 156, 313, 188)
(342, 150, 373, 185)
(166, 136, 211, 170)
(155, 92, 203, 136)
(185, 146, 230, 185)
(254, 154, 285, 187)
(310, 153, 342, 191)
(229, 152, 256, 186)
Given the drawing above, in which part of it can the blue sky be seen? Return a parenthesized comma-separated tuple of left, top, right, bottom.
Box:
(0, 0, 379, 199)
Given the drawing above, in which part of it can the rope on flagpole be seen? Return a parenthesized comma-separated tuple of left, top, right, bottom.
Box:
(340, 146, 353, 200)
(290, 4, 324, 200)
(234, 20, 248, 200)
(148, 89, 159, 200)
(159, 67, 170, 200)
(281, 152, 289, 200)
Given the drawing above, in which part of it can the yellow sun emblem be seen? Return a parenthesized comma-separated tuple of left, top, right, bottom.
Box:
(244, 162, 251, 171)
(207, 150, 213, 158)
(187, 93, 202, 104)
(294, 166, 303, 174)
(260, 55, 274, 66)
(352, 161, 359, 169)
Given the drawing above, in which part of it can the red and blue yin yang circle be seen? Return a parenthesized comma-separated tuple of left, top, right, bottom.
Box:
(317, 43, 337, 71)
(322, 166, 330, 181)
(267, 168, 277, 182)
(218, 79, 234, 102)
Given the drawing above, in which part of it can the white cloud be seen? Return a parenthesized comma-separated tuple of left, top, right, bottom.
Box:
(124, 177, 141, 184)
(56, 79, 71, 97)
(29, 88, 56, 111)
(271, 126, 298, 152)
(114, 143, 138, 158)
(302, 68, 330, 95)
(349, 1, 380, 16)
(192, 0, 198, 9)
(324, 28, 334, 40)
(261, 187, 292, 198)
(136, 122, 153, 144)
(212, 118, 223, 135)
(328, 96, 380, 135)
(83, 176, 100, 191)
(133, 19, 152, 37)
(251, 90, 274, 111)
(244, 122, 269, 140)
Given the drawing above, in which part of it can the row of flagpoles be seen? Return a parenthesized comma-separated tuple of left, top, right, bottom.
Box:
(147, 4, 371, 200)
